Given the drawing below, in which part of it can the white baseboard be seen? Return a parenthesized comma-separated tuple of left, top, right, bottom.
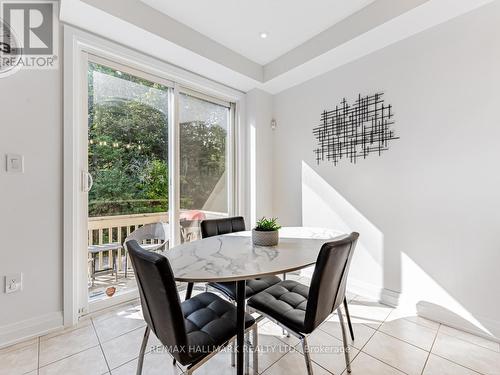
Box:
(379, 288, 401, 308)
(347, 278, 385, 301)
(0, 311, 63, 349)
(347, 278, 500, 343)
(347, 278, 401, 308)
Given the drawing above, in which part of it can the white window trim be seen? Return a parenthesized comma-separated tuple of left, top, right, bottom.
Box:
(63, 25, 246, 326)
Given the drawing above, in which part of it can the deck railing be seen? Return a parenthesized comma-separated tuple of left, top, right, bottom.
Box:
(88, 212, 167, 272)
(87, 210, 226, 274)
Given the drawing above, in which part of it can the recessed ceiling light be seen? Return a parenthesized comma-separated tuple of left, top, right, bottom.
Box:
(259, 32, 268, 39)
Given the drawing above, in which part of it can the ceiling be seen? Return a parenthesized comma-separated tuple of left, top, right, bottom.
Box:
(65, 0, 496, 94)
(140, 0, 376, 65)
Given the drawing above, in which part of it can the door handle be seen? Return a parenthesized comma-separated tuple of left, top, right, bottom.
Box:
(82, 171, 94, 192)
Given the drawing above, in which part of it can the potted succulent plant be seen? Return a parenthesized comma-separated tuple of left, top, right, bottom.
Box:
(252, 217, 281, 246)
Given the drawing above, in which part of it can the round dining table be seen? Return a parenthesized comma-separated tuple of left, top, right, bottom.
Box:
(163, 227, 344, 375)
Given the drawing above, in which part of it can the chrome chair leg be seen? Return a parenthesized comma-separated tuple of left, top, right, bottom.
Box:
(231, 339, 236, 367)
(337, 307, 352, 373)
(301, 337, 314, 375)
(136, 327, 150, 375)
(245, 332, 250, 375)
(343, 297, 355, 341)
(252, 324, 258, 375)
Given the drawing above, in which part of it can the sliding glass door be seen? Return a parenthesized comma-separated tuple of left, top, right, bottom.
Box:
(83, 56, 234, 309)
(178, 92, 230, 242)
(86, 60, 170, 303)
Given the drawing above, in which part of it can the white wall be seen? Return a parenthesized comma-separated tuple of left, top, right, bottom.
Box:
(245, 89, 274, 226)
(272, 2, 500, 339)
(0, 65, 63, 343)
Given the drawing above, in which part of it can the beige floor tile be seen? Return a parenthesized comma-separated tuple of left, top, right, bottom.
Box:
(101, 327, 160, 370)
(0, 337, 38, 354)
(189, 349, 245, 375)
(41, 318, 93, 341)
(0, 340, 38, 375)
(320, 316, 376, 350)
(345, 352, 406, 375)
(345, 296, 393, 329)
(379, 318, 437, 351)
(111, 352, 183, 375)
(39, 324, 99, 366)
(262, 349, 331, 375)
(38, 346, 108, 375)
(432, 331, 500, 375)
(404, 316, 440, 331)
(93, 307, 146, 343)
(439, 325, 500, 352)
(385, 309, 440, 331)
(258, 321, 301, 347)
(295, 328, 358, 374)
(363, 331, 428, 375)
(112, 340, 262, 375)
(91, 303, 137, 323)
(256, 334, 293, 373)
(423, 354, 480, 375)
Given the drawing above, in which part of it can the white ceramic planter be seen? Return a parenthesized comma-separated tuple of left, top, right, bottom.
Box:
(252, 229, 279, 246)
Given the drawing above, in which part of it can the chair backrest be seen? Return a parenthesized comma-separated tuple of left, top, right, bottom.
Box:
(126, 240, 188, 362)
(125, 222, 169, 246)
(200, 216, 246, 238)
(304, 232, 359, 333)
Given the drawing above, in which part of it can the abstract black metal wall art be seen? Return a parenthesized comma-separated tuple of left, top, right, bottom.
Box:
(313, 93, 398, 165)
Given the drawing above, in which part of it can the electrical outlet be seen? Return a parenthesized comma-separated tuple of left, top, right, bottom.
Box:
(4, 273, 23, 294)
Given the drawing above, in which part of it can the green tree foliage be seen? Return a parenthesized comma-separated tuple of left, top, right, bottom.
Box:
(180, 120, 226, 209)
(87, 63, 226, 217)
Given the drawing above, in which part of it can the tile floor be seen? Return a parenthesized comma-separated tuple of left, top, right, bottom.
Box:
(1, 283, 499, 375)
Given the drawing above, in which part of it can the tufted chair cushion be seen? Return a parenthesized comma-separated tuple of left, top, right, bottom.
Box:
(247, 280, 309, 333)
(181, 292, 255, 364)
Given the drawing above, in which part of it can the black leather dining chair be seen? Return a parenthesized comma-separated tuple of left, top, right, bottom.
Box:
(247, 232, 359, 374)
(186, 218, 355, 342)
(126, 239, 258, 375)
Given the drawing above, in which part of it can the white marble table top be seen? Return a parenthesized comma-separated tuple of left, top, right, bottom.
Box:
(162, 227, 345, 282)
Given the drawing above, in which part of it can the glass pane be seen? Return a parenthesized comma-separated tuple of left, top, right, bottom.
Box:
(87, 62, 169, 301)
(179, 93, 229, 242)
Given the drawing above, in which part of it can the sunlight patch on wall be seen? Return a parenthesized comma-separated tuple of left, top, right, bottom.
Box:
(301, 161, 384, 288)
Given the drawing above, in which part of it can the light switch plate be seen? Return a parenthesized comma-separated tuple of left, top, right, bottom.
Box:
(4, 273, 23, 294)
(6, 154, 24, 173)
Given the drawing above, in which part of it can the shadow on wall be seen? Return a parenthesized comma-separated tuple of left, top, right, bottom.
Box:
(301, 161, 497, 341)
